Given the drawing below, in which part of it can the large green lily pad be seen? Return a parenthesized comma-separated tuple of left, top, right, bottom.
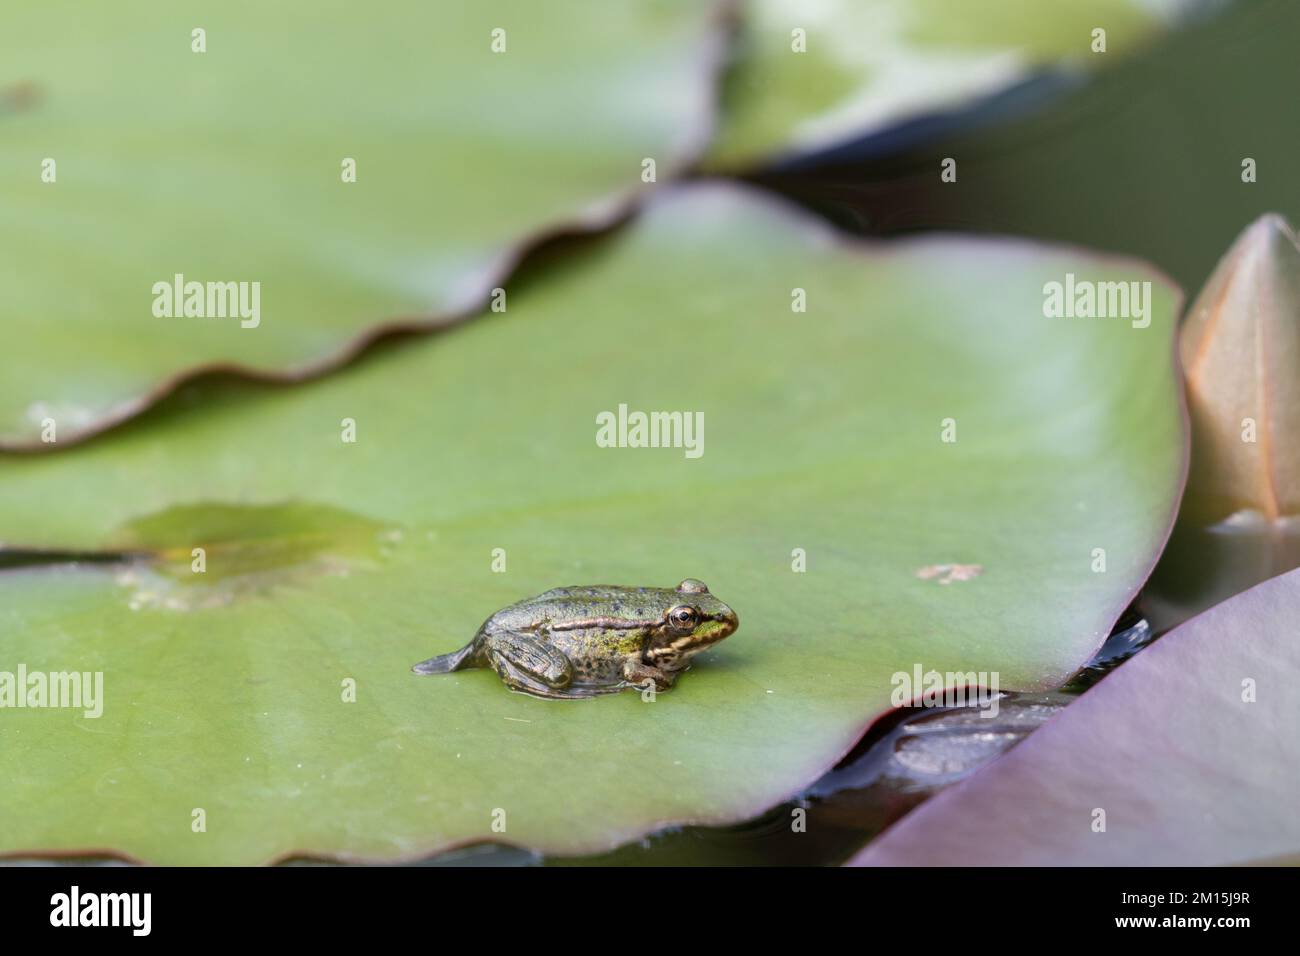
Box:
(853, 567, 1300, 866)
(0, 185, 1184, 863)
(0, 0, 722, 446)
(708, 0, 1197, 169)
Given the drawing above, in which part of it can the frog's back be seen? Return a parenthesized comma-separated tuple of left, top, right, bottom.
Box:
(482, 585, 671, 635)
(534, 585, 647, 603)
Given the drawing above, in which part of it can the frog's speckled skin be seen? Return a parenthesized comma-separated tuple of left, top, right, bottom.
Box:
(412, 579, 739, 700)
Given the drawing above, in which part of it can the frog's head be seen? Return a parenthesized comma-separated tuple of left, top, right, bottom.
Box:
(646, 579, 739, 667)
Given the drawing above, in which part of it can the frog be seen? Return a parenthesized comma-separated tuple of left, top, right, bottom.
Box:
(411, 579, 739, 700)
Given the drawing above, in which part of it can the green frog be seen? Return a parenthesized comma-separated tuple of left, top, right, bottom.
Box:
(412, 579, 739, 699)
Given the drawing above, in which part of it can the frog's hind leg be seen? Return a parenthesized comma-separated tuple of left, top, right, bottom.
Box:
(411, 640, 481, 675)
(488, 654, 610, 700)
(483, 631, 595, 699)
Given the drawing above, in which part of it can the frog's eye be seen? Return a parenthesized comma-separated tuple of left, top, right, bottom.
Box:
(668, 605, 699, 631)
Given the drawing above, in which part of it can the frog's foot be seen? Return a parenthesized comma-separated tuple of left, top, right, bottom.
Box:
(622, 659, 677, 693)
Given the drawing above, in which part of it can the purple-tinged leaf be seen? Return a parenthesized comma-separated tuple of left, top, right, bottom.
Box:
(853, 568, 1300, 866)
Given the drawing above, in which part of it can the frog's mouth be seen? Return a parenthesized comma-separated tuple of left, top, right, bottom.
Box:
(691, 612, 739, 647)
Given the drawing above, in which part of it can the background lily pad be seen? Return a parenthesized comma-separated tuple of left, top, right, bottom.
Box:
(0, 184, 1184, 863)
(707, 0, 1200, 169)
(852, 566, 1300, 867)
(0, 0, 723, 447)
(792, 0, 1299, 297)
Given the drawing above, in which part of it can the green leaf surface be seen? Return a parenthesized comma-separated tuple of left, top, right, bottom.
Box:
(0, 184, 1184, 863)
(708, 0, 1196, 169)
(0, 0, 722, 446)
(853, 567, 1300, 867)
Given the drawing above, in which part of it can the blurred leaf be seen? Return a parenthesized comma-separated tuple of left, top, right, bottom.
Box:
(707, 0, 1197, 169)
(0, 185, 1184, 863)
(0, 0, 722, 446)
(814, 0, 1299, 295)
(853, 567, 1300, 866)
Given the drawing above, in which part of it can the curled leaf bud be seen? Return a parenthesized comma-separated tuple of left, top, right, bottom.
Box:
(1179, 213, 1300, 525)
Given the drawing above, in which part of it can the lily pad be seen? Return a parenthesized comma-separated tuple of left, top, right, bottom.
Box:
(0, 0, 723, 447)
(0, 184, 1184, 863)
(852, 566, 1300, 866)
(708, 0, 1199, 169)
